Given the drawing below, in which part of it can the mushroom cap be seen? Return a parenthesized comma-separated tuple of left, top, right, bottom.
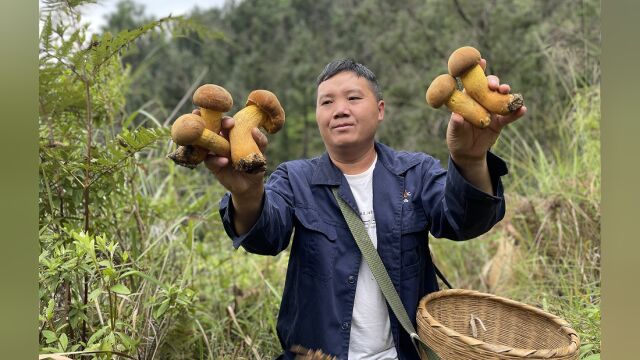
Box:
(426, 74, 457, 108)
(193, 84, 233, 112)
(448, 46, 482, 77)
(245, 90, 285, 134)
(171, 113, 205, 145)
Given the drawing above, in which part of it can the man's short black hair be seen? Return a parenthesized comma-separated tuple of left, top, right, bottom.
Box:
(316, 59, 383, 101)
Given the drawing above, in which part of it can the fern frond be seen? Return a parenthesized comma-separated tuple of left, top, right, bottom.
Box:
(86, 16, 177, 76)
(89, 127, 168, 186)
(40, 0, 98, 13)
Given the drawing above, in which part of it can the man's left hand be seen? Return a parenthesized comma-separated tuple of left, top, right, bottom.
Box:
(447, 59, 527, 168)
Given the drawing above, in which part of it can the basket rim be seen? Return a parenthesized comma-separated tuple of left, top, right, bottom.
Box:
(417, 289, 580, 358)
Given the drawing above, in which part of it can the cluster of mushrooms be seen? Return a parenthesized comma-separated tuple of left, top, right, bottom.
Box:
(168, 85, 285, 173)
(426, 46, 524, 128)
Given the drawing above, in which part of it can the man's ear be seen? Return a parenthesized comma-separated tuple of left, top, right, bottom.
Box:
(378, 100, 385, 122)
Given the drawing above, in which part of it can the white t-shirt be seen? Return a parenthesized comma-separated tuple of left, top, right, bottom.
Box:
(344, 157, 398, 360)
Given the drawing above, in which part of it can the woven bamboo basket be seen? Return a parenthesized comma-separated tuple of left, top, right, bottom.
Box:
(416, 289, 580, 359)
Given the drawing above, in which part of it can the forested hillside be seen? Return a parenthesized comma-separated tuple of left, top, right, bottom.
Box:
(39, 0, 600, 358)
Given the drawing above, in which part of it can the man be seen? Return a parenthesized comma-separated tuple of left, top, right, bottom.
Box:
(205, 59, 526, 359)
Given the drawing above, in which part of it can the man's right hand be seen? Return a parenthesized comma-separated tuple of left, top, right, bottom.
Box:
(203, 115, 268, 195)
(201, 114, 268, 234)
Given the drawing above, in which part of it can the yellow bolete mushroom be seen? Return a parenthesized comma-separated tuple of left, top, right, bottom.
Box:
(426, 73, 492, 128)
(171, 113, 230, 157)
(448, 46, 523, 115)
(168, 84, 233, 168)
(193, 84, 233, 134)
(229, 90, 285, 173)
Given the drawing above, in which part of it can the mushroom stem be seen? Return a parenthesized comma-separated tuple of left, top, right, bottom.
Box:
(229, 105, 268, 173)
(192, 128, 231, 156)
(461, 65, 524, 115)
(448, 46, 523, 115)
(426, 74, 492, 128)
(446, 89, 493, 128)
(171, 113, 230, 157)
(199, 109, 224, 134)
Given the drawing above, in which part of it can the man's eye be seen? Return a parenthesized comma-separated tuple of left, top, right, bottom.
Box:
(348, 97, 361, 101)
(321, 100, 332, 105)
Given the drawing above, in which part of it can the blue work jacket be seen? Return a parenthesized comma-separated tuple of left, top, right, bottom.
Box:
(220, 142, 508, 359)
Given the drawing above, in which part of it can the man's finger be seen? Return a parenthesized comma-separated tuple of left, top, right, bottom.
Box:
(498, 106, 527, 128)
(204, 155, 230, 175)
(498, 83, 511, 94)
(449, 112, 467, 129)
(220, 116, 235, 137)
(252, 128, 269, 151)
(221, 116, 234, 129)
(487, 75, 500, 91)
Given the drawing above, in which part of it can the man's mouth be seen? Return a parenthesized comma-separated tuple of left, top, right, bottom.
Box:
(331, 122, 354, 130)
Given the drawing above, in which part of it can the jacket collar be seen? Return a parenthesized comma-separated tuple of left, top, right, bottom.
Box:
(310, 142, 421, 185)
(310, 151, 342, 186)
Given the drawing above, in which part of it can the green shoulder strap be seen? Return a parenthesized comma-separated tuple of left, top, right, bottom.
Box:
(331, 188, 440, 360)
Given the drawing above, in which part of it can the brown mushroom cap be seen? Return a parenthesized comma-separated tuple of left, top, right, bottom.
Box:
(245, 90, 285, 134)
(171, 113, 205, 145)
(426, 74, 457, 108)
(448, 46, 482, 77)
(193, 84, 233, 112)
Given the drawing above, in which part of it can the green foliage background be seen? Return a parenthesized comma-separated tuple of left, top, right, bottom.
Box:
(38, 0, 600, 358)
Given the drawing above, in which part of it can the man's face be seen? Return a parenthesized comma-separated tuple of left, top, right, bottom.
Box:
(316, 71, 385, 152)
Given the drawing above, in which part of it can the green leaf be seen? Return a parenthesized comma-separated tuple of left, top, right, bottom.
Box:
(121, 270, 168, 291)
(137, 109, 162, 127)
(122, 110, 139, 129)
(582, 355, 600, 360)
(116, 331, 136, 349)
(58, 333, 68, 351)
(154, 300, 170, 319)
(45, 298, 55, 320)
(185, 219, 194, 250)
(110, 283, 131, 295)
(102, 267, 116, 279)
(98, 260, 111, 267)
(42, 330, 57, 344)
(87, 325, 110, 346)
(580, 344, 594, 352)
(88, 288, 103, 302)
(40, 14, 53, 51)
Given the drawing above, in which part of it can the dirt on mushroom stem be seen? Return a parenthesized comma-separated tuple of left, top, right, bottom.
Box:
(167, 145, 208, 169)
(236, 153, 267, 173)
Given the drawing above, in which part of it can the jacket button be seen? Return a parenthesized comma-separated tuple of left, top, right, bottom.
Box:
(341, 321, 350, 330)
(348, 275, 356, 284)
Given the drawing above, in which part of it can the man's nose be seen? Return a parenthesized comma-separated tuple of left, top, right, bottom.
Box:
(333, 100, 350, 119)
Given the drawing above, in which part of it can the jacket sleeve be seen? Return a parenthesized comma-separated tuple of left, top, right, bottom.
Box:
(219, 163, 296, 255)
(423, 151, 508, 240)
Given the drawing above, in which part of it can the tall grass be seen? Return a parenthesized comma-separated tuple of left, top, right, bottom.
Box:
(430, 85, 601, 358)
(38, 4, 288, 358)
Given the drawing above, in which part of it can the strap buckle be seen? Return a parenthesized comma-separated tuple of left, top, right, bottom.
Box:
(411, 333, 441, 360)
(410, 332, 421, 353)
